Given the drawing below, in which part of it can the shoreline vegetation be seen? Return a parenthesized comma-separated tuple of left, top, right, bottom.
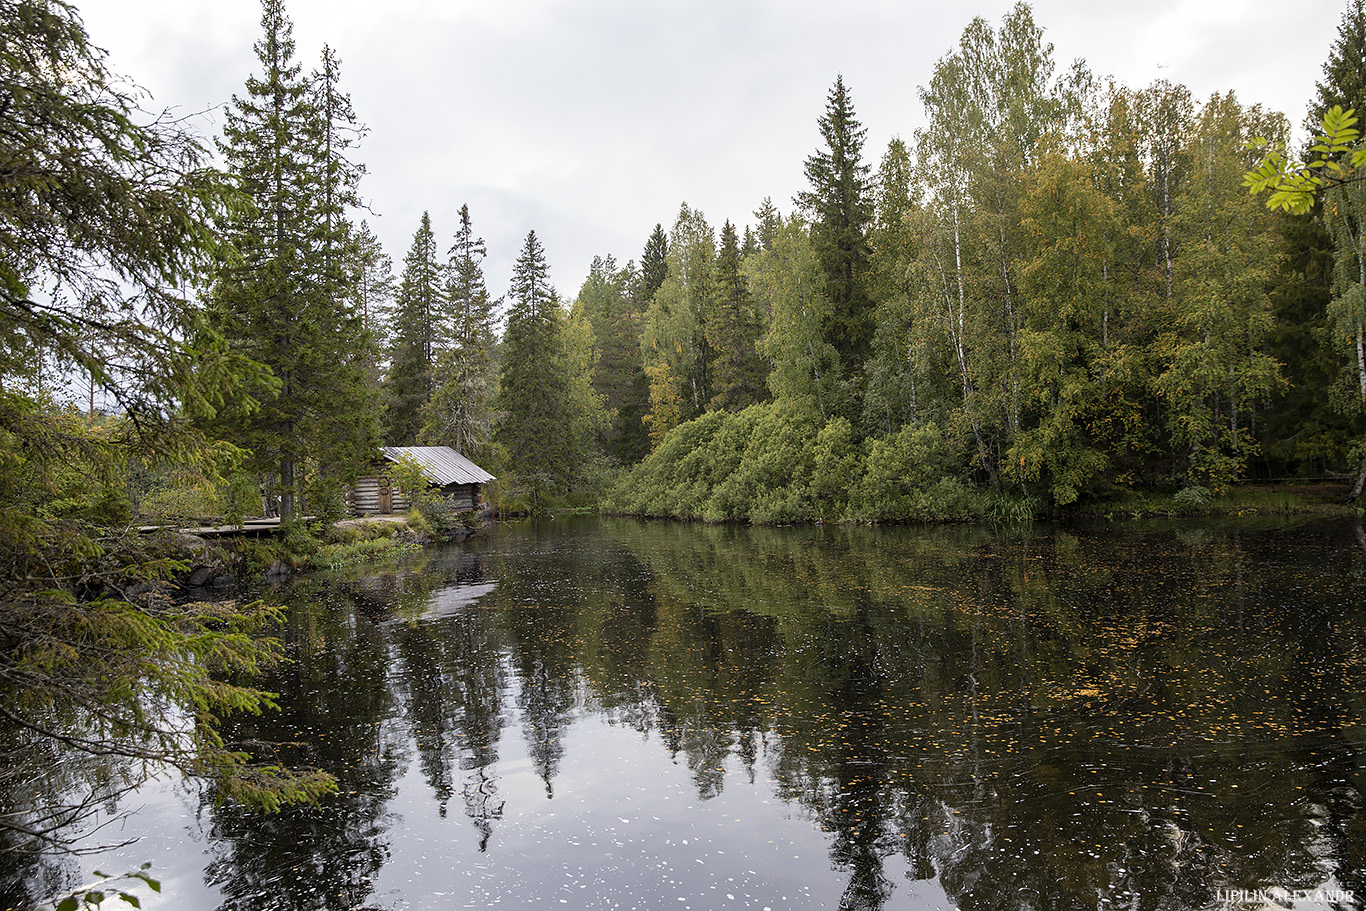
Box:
(152, 509, 485, 592)
(601, 401, 1365, 525)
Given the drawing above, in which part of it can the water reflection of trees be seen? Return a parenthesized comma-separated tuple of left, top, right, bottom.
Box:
(151, 517, 1365, 911)
(388, 560, 507, 849)
(205, 578, 406, 911)
(0, 713, 127, 908)
(591, 518, 1366, 911)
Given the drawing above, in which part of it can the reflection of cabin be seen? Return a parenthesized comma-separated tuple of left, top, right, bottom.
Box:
(348, 446, 495, 516)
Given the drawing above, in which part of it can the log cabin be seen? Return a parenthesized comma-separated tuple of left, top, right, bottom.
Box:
(348, 446, 495, 516)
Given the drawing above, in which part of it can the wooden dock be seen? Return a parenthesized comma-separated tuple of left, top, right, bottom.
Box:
(138, 517, 316, 538)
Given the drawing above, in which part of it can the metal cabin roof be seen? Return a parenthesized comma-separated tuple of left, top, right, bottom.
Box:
(381, 446, 496, 486)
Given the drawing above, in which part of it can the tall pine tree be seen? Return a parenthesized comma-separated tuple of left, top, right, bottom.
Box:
(385, 212, 443, 444)
(210, 0, 376, 520)
(797, 76, 874, 376)
(497, 231, 570, 504)
(707, 220, 767, 411)
(425, 204, 498, 458)
(638, 223, 670, 308)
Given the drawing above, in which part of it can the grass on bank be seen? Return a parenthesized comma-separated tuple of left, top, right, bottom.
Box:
(218, 516, 427, 578)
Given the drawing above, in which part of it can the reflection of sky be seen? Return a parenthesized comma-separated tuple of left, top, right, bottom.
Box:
(394, 581, 499, 624)
(375, 708, 944, 911)
(65, 680, 954, 910)
(62, 772, 223, 909)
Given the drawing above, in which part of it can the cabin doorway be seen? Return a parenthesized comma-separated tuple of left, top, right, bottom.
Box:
(378, 477, 393, 514)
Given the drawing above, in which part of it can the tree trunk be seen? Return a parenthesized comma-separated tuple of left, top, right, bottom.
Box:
(279, 455, 295, 523)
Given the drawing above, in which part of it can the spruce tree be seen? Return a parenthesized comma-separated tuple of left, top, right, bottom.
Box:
(576, 255, 651, 463)
(425, 204, 497, 457)
(753, 196, 782, 252)
(385, 211, 443, 444)
(347, 220, 396, 392)
(796, 76, 874, 371)
(708, 220, 767, 411)
(741, 225, 760, 258)
(209, 0, 376, 520)
(1309, 0, 1366, 129)
(638, 223, 670, 307)
(497, 231, 570, 504)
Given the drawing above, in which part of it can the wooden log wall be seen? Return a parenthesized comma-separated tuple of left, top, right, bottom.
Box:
(348, 477, 480, 516)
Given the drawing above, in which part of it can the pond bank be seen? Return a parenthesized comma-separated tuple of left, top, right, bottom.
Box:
(166, 511, 489, 591)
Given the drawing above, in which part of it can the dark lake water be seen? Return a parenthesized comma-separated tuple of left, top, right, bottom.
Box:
(4, 516, 1365, 910)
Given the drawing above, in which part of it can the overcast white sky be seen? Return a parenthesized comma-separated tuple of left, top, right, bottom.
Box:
(83, 0, 1347, 303)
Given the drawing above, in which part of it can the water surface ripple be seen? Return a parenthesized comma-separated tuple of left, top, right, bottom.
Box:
(5, 516, 1364, 911)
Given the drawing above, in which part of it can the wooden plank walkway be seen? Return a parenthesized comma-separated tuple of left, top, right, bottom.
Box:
(138, 517, 317, 537)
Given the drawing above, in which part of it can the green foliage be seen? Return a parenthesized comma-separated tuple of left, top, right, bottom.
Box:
(386, 211, 444, 444)
(424, 204, 497, 460)
(41, 864, 160, 910)
(312, 534, 422, 571)
(707, 221, 769, 412)
(496, 231, 578, 503)
(402, 506, 433, 536)
(278, 521, 322, 559)
(711, 403, 824, 523)
(605, 408, 741, 519)
(0, 0, 249, 417)
(1248, 97, 1366, 495)
(849, 422, 955, 519)
(1245, 106, 1366, 214)
(1173, 485, 1213, 508)
(382, 455, 481, 538)
(140, 469, 223, 523)
(206, 0, 378, 522)
(347, 220, 396, 390)
(2, 503, 336, 851)
(388, 453, 437, 513)
(638, 223, 670, 306)
(607, 404, 989, 524)
(748, 218, 845, 419)
(0, 0, 337, 841)
(564, 296, 613, 484)
(611, 5, 1366, 507)
(797, 75, 875, 371)
(809, 417, 861, 510)
(419, 499, 479, 539)
(642, 203, 717, 442)
(574, 255, 651, 463)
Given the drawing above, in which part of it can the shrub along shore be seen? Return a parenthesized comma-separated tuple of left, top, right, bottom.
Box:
(603, 402, 1360, 525)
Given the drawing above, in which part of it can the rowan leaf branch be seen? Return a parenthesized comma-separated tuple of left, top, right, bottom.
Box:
(1244, 105, 1366, 213)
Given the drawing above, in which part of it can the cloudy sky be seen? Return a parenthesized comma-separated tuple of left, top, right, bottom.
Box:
(83, 0, 1347, 302)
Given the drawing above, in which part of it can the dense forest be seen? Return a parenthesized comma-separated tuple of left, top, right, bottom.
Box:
(4, 0, 1366, 528)
(606, 3, 1366, 521)
(2, 0, 1366, 864)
